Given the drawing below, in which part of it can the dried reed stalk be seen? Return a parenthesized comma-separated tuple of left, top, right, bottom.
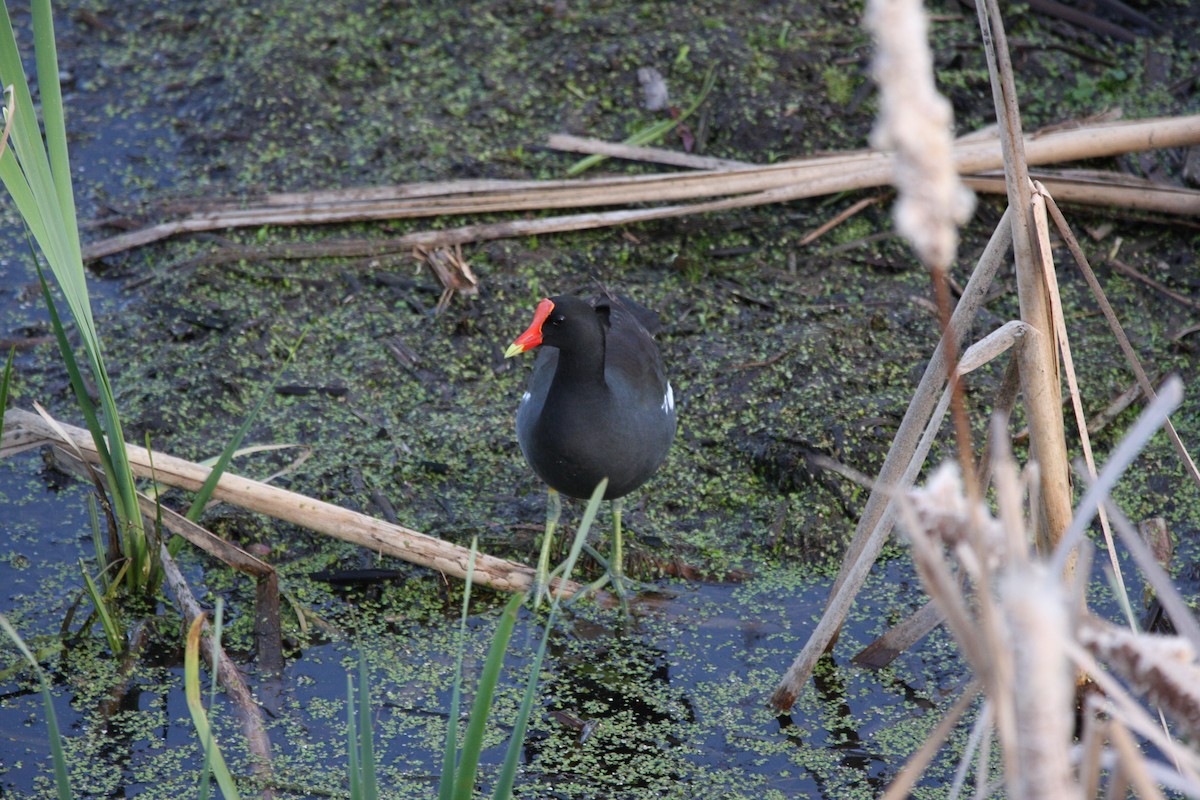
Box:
(82, 115, 1200, 261)
(888, 384, 1200, 797)
(1039, 190, 1200, 494)
(769, 208, 1013, 710)
(963, 170, 1200, 215)
(159, 543, 275, 791)
(140, 493, 285, 674)
(976, 0, 1073, 560)
(0, 407, 584, 599)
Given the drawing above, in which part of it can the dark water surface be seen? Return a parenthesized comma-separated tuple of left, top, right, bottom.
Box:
(2, 0, 1198, 796)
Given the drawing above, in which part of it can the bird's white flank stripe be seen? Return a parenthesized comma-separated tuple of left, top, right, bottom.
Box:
(662, 383, 675, 414)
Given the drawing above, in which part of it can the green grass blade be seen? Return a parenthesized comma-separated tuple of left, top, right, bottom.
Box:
(439, 539, 479, 800)
(556, 479, 607, 586)
(186, 326, 308, 521)
(357, 650, 378, 800)
(183, 613, 241, 800)
(0, 346, 13, 439)
(0, 4, 56, 259)
(453, 591, 524, 800)
(490, 618, 550, 800)
(566, 63, 717, 176)
(491, 483, 605, 798)
(86, 495, 112, 592)
(0, 0, 149, 592)
(78, 559, 123, 653)
(34, 262, 116, 482)
(347, 673, 361, 800)
(35, 258, 156, 590)
(30, 0, 77, 257)
(0, 614, 72, 800)
(34, 254, 150, 591)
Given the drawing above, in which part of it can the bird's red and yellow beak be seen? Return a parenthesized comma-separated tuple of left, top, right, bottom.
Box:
(504, 298, 554, 358)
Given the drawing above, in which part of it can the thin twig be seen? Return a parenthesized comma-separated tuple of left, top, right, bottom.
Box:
(797, 194, 888, 246)
(545, 133, 754, 170)
(977, 0, 1074, 565)
(1108, 257, 1200, 309)
(160, 543, 275, 797)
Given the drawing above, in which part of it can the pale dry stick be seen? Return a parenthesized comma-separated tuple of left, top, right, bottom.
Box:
(817, 317, 1029, 534)
(1078, 712, 1105, 800)
(976, 0, 1074, 562)
(1109, 257, 1200, 309)
(545, 133, 755, 170)
(862, 320, 1030, 501)
(241, 116, 1200, 215)
(167, 168, 1200, 273)
(904, 321, 1031, 519)
(1108, 719, 1169, 800)
(855, 356, 1026, 669)
(945, 699, 990, 800)
(159, 542, 275, 798)
(963, 172, 1200, 215)
(797, 194, 888, 246)
(850, 599, 945, 667)
(1108, 756, 1133, 800)
(1, 408, 583, 598)
(81, 115, 1200, 260)
(1041, 192, 1200, 493)
(769, 209, 1013, 710)
(879, 680, 981, 800)
(1029, 182, 1131, 624)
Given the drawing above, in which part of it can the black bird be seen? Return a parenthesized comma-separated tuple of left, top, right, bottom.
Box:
(505, 293, 676, 600)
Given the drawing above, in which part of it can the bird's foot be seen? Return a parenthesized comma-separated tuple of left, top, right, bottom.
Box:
(575, 544, 658, 610)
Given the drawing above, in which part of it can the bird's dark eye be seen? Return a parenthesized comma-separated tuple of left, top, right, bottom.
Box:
(549, 314, 566, 326)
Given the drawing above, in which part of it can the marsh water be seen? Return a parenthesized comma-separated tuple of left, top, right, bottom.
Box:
(2, 0, 1199, 797)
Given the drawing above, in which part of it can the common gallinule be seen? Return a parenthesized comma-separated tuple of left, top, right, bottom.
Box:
(505, 293, 676, 600)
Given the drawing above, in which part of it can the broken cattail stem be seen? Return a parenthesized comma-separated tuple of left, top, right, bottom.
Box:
(976, 0, 1075, 562)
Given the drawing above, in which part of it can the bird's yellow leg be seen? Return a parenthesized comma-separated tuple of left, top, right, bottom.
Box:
(611, 497, 627, 594)
(534, 488, 561, 607)
(581, 498, 631, 610)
